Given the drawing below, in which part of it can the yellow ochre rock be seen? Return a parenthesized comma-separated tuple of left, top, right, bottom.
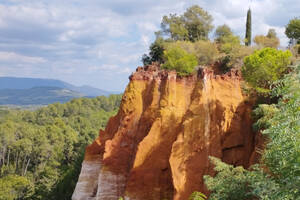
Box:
(72, 64, 259, 200)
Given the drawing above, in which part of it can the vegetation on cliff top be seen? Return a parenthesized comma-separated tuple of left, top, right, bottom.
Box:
(142, 5, 256, 75)
(142, 6, 300, 78)
(0, 95, 122, 200)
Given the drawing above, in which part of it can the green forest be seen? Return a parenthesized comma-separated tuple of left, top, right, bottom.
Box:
(0, 95, 122, 200)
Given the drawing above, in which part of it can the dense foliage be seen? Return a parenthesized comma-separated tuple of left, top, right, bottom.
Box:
(142, 5, 254, 75)
(164, 41, 219, 66)
(285, 17, 300, 45)
(215, 24, 235, 44)
(189, 192, 207, 200)
(142, 38, 165, 66)
(204, 63, 300, 200)
(161, 46, 198, 76)
(0, 95, 122, 200)
(158, 5, 214, 42)
(254, 29, 280, 49)
(242, 48, 292, 94)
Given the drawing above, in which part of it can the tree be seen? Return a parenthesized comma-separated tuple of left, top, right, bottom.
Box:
(142, 38, 165, 65)
(141, 54, 152, 66)
(0, 175, 34, 200)
(245, 8, 252, 46)
(267, 28, 277, 39)
(215, 24, 234, 43)
(183, 5, 214, 41)
(242, 48, 292, 94)
(0, 95, 122, 200)
(162, 46, 198, 76)
(159, 5, 213, 42)
(254, 29, 280, 49)
(161, 14, 188, 41)
(285, 17, 300, 45)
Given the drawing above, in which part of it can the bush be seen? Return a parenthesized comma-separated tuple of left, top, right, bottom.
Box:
(242, 48, 292, 94)
(204, 157, 253, 200)
(193, 40, 219, 65)
(216, 32, 253, 71)
(189, 192, 207, 200)
(165, 40, 219, 66)
(142, 38, 165, 65)
(162, 46, 198, 76)
(254, 35, 280, 49)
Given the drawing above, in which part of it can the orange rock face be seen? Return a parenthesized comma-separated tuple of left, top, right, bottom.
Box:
(72, 64, 259, 200)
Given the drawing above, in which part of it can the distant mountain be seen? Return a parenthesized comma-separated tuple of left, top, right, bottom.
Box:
(0, 77, 112, 97)
(0, 87, 85, 105)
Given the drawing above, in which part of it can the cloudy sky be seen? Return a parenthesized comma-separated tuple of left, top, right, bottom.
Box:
(0, 0, 298, 91)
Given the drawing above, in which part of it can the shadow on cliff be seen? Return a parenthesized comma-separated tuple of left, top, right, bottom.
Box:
(125, 112, 179, 200)
(179, 99, 259, 199)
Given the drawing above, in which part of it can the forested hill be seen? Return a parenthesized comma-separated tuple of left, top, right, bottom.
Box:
(0, 77, 113, 97)
(0, 87, 84, 105)
(0, 94, 122, 200)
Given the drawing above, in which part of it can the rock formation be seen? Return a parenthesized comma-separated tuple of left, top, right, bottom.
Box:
(72, 64, 259, 200)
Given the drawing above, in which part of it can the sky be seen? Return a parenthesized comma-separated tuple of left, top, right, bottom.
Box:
(0, 0, 299, 92)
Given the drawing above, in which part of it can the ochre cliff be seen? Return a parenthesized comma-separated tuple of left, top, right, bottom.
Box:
(72, 64, 259, 200)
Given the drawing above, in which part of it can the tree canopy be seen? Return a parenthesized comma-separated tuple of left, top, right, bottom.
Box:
(242, 48, 292, 94)
(0, 95, 122, 200)
(159, 5, 213, 42)
(254, 28, 280, 49)
(285, 17, 300, 44)
(215, 24, 234, 43)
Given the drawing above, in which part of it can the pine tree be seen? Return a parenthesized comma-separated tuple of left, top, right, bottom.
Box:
(245, 8, 252, 46)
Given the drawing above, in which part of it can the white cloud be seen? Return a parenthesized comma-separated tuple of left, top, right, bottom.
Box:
(0, 51, 46, 64)
(0, 0, 297, 91)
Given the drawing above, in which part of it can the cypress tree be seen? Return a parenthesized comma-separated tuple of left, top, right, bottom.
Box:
(245, 8, 252, 46)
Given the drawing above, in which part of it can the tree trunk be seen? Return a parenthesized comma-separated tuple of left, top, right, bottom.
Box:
(24, 158, 30, 176)
(7, 148, 10, 167)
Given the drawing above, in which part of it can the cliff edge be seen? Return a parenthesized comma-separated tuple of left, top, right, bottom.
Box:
(72, 64, 259, 200)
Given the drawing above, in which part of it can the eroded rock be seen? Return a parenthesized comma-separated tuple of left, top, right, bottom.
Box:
(72, 64, 260, 200)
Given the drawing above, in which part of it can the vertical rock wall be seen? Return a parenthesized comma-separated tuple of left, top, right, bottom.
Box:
(72, 64, 259, 200)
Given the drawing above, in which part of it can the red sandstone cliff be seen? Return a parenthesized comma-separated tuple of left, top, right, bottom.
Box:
(72, 64, 259, 200)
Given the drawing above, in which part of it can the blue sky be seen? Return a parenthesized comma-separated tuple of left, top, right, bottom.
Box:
(0, 0, 299, 92)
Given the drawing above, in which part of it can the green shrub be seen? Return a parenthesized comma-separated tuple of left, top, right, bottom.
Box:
(0, 175, 34, 200)
(162, 46, 198, 76)
(242, 47, 292, 94)
(189, 191, 207, 200)
(204, 157, 253, 200)
(165, 40, 219, 66)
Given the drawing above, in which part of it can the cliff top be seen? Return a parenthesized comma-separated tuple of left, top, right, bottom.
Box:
(129, 63, 242, 81)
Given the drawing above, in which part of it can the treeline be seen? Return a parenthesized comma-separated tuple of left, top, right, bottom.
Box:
(142, 5, 300, 76)
(0, 94, 122, 200)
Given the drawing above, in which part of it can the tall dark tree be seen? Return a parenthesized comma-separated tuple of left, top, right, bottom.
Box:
(142, 38, 165, 65)
(245, 8, 252, 46)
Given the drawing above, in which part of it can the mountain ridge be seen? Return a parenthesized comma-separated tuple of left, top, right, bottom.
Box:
(0, 86, 84, 105)
(0, 76, 115, 97)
